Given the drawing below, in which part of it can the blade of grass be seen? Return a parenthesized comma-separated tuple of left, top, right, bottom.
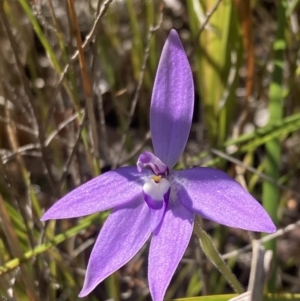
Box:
(172, 294, 300, 301)
(0, 194, 38, 301)
(224, 112, 300, 147)
(182, 112, 300, 171)
(145, 0, 158, 74)
(262, 0, 286, 292)
(0, 213, 102, 275)
(188, 0, 242, 146)
(194, 216, 244, 295)
(17, 0, 77, 106)
(166, 261, 199, 299)
(126, 0, 143, 81)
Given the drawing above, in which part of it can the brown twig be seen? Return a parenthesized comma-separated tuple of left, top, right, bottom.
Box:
(0, 116, 35, 136)
(67, 0, 99, 167)
(59, 112, 87, 187)
(44, 110, 84, 146)
(55, 0, 113, 101)
(195, 0, 223, 42)
(89, 1, 111, 164)
(1, 111, 82, 164)
(119, 130, 151, 165)
(189, 0, 223, 60)
(1, 143, 40, 164)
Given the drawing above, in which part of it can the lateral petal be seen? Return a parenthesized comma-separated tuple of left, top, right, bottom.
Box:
(41, 166, 147, 220)
(150, 29, 194, 168)
(79, 199, 151, 297)
(172, 168, 276, 233)
(148, 198, 194, 301)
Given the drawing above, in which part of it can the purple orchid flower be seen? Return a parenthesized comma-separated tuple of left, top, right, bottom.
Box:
(41, 30, 276, 301)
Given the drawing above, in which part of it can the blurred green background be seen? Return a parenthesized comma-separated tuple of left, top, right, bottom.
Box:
(0, 0, 300, 300)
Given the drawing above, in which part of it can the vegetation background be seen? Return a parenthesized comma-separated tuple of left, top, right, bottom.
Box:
(0, 0, 300, 300)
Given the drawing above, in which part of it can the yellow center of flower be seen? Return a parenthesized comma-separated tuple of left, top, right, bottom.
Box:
(151, 175, 162, 183)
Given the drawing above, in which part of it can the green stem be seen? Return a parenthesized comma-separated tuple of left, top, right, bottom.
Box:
(262, 0, 286, 292)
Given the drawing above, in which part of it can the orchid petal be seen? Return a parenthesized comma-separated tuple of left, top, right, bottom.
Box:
(149, 200, 167, 234)
(172, 168, 276, 233)
(41, 167, 147, 220)
(142, 178, 170, 209)
(143, 179, 170, 233)
(137, 151, 168, 175)
(150, 30, 194, 168)
(148, 198, 194, 301)
(79, 199, 151, 297)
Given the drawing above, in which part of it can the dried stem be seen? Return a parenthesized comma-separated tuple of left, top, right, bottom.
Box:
(67, 0, 99, 168)
(196, 0, 223, 39)
(55, 0, 113, 100)
(59, 112, 87, 187)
